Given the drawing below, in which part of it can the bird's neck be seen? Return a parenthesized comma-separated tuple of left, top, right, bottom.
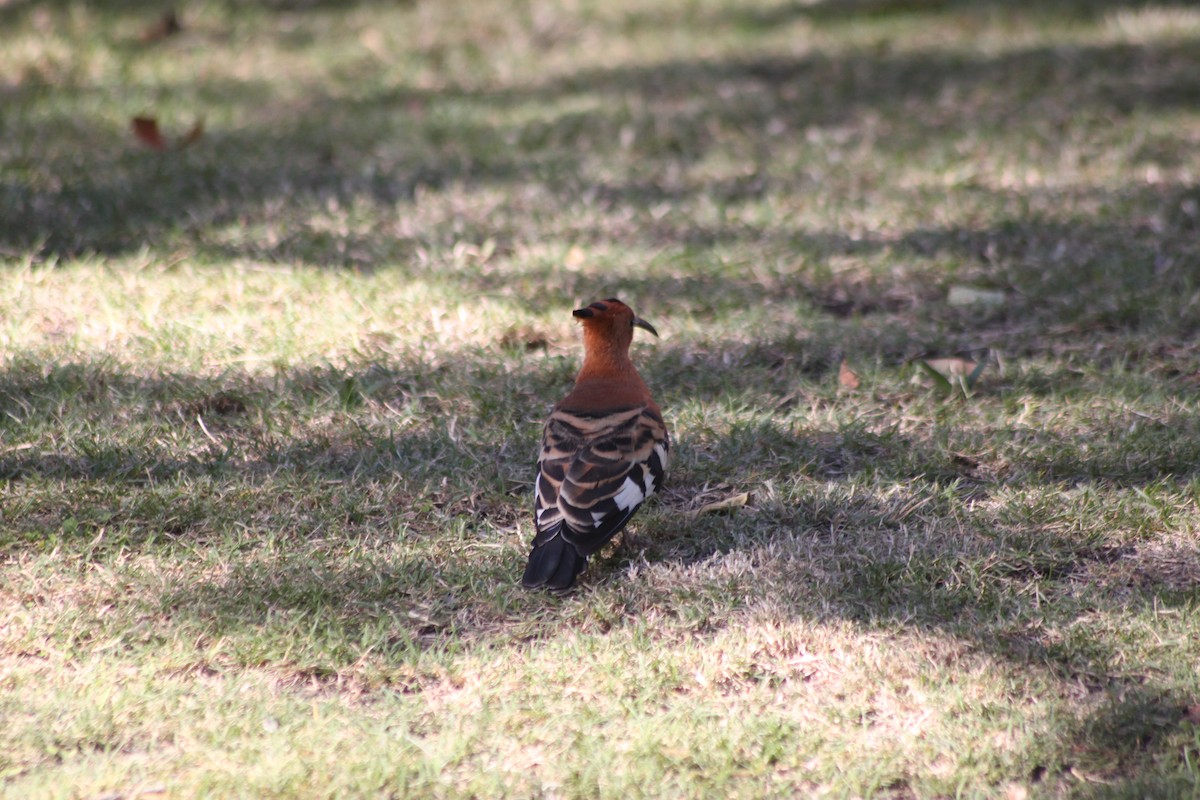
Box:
(578, 342, 633, 380)
(567, 335, 649, 407)
(578, 322, 640, 374)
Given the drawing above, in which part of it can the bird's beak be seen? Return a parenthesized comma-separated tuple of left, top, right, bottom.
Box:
(633, 317, 659, 338)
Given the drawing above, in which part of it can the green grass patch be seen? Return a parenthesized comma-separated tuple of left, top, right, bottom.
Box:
(3, 0, 1200, 797)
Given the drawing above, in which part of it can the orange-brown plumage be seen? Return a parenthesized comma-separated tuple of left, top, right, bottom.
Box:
(522, 299, 670, 591)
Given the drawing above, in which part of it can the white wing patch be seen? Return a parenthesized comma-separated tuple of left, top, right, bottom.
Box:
(653, 443, 669, 471)
(611, 476, 646, 511)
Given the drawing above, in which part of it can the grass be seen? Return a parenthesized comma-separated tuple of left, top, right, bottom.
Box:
(3, 0, 1200, 796)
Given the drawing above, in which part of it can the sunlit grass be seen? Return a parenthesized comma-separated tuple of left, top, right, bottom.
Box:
(3, 0, 1200, 798)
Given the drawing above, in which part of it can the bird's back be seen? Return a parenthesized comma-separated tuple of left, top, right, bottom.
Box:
(522, 400, 669, 589)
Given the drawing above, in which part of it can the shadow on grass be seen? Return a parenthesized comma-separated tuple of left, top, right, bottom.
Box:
(5, 2, 1200, 789)
(0, 357, 535, 551)
(4, 19, 1199, 268)
(0, 0, 408, 26)
(3, 353, 1197, 793)
(728, 0, 1179, 27)
(6, 40, 1198, 381)
(589, 406, 1198, 792)
(636, 471, 1200, 794)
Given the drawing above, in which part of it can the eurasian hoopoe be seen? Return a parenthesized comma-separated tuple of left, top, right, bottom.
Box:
(522, 298, 670, 591)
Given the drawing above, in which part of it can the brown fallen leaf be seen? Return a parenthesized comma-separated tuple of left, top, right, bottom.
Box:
(132, 116, 169, 150)
(131, 116, 205, 151)
(838, 358, 861, 390)
(914, 354, 989, 398)
(695, 492, 751, 515)
(922, 357, 977, 378)
(138, 9, 182, 44)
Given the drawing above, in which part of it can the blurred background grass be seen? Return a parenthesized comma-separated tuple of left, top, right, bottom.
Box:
(2, 1, 1200, 797)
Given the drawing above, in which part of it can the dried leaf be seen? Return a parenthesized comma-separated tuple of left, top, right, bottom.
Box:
(132, 115, 205, 151)
(923, 357, 978, 378)
(132, 116, 169, 150)
(696, 492, 751, 515)
(917, 356, 988, 397)
(138, 9, 182, 43)
(837, 359, 860, 390)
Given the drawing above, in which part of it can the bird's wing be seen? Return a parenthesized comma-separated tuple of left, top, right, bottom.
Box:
(534, 403, 669, 556)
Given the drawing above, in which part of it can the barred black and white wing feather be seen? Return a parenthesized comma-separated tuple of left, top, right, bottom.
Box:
(522, 403, 669, 590)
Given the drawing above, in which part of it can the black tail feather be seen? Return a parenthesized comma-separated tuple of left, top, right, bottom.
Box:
(522, 535, 587, 590)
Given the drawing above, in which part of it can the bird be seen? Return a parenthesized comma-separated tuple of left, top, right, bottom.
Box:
(522, 298, 670, 591)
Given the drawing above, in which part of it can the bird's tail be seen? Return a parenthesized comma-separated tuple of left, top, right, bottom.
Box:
(522, 533, 587, 590)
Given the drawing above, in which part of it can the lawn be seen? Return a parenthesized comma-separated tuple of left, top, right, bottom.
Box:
(3, 0, 1200, 797)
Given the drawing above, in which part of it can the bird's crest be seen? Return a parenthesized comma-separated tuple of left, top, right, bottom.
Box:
(572, 298, 659, 337)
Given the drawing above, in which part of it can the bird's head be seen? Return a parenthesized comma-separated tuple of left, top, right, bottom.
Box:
(572, 298, 658, 349)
